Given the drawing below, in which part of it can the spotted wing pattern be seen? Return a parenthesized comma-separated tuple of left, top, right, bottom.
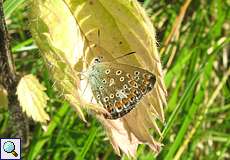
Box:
(88, 62, 156, 119)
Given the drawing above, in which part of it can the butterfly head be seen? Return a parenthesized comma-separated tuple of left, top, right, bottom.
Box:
(91, 56, 104, 65)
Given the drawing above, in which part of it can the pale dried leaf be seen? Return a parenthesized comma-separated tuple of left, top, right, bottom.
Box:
(30, 0, 167, 157)
(68, 0, 166, 117)
(30, 0, 86, 120)
(99, 116, 139, 157)
(30, 0, 84, 67)
(16, 74, 50, 123)
(66, 0, 167, 156)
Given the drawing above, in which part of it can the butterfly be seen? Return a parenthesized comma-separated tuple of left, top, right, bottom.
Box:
(85, 54, 156, 119)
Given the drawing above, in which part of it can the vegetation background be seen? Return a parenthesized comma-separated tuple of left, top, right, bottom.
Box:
(0, 0, 229, 159)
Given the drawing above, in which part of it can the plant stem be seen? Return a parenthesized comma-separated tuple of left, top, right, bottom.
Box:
(0, 0, 28, 144)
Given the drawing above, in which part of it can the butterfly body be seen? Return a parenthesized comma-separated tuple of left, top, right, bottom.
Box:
(86, 57, 156, 119)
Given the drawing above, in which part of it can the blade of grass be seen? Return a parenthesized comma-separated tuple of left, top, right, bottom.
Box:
(165, 55, 215, 159)
(76, 126, 98, 160)
(208, 104, 230, 114)
(143, 0, 152, 8)
(174, 69, 230, 159)
(161, 64, 204, 139)
(3, 0, 26, 18)
(164, 51, 191, 87)
(12, 38, 37, 53)
(65, 132, 79, 156)
(217, 137, 230, 160)
(167, 76, 184, 112)
(28, 102, 69, 160)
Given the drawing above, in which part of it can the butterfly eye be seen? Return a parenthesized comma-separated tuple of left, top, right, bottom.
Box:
(120, 77, 124, 81)
(97, 95, 100, 99)
(94, 57, 101, 63)
(102, 79, 106, 84)
(99, 86, 103, 90)
(116, 92, 120, 97)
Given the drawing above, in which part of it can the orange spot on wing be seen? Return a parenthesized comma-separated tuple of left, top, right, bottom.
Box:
(129, 80, 136, 86)
(122, 98, 129, 105)
(140, 85, 146, 93)
(130, 88, 136, 93)
(127, 93, 136, 100)
(115, 101, 123, 109)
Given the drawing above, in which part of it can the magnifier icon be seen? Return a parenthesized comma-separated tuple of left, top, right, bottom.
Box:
(3, 141, 18, 157)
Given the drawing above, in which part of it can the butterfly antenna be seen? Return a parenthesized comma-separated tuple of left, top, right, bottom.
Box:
(110, 51, 136, 61)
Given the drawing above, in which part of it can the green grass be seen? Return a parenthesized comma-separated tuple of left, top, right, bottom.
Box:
(1, 0, 229, 159)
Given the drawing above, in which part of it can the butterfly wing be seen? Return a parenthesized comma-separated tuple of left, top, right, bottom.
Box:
(88, 62, 156, 119)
